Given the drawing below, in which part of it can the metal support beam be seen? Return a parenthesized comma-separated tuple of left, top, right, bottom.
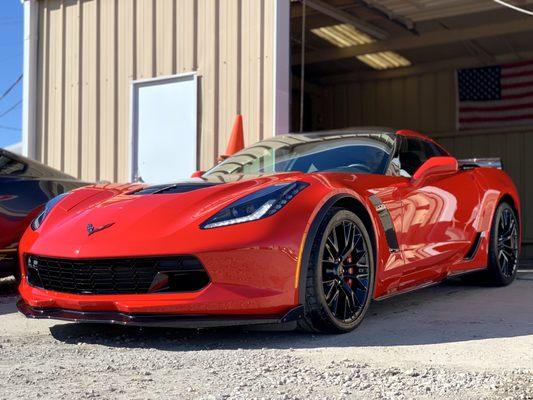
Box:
(319, 51, 533, 84)
(356, 0, 416, 34)
(273, 0, 291, 136)
(295, 18, 533, 65)
(21, 0, 38, 159)
(303, 0, 388, 40)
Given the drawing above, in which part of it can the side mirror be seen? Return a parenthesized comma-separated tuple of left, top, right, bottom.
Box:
(411, 156, 458, 186)
(190, 170, 205, 178)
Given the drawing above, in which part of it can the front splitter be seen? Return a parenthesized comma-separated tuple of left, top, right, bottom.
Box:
(17, 299, 304, 329)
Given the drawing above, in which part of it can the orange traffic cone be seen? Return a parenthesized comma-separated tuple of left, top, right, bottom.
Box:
(219, 115, 244, 161)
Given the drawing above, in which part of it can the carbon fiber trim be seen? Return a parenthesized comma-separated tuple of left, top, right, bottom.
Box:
(17, 300, 305, 328)
(369, 195, 400, 252)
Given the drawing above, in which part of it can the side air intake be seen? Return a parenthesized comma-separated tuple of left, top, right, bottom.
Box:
(464, 233, 483, 260)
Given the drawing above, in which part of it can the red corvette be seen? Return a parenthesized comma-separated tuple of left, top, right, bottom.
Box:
(17, 128, 520, 333)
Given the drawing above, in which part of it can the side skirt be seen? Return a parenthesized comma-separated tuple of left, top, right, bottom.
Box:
(374, 266, 488, 302)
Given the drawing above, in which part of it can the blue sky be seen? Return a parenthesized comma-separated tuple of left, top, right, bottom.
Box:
(0, 0, 23, 148)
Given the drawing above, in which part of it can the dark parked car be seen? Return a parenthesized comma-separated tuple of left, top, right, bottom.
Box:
(0, 148, 88, 279)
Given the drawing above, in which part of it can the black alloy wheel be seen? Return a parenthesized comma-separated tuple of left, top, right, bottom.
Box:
(496, 205, 519, 278)
(299, 208, 374, 333)
(321, 219, 370, 323)
(487, 202, 519, 286)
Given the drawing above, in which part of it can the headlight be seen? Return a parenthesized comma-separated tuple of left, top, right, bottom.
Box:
(31, 193, 68, 231)
(201, 182, 309, 229)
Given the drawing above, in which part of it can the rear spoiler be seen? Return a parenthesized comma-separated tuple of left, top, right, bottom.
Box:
(458, 158, 503, 170)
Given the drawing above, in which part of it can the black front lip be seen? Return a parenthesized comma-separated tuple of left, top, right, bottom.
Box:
(17, 299, 304, 328)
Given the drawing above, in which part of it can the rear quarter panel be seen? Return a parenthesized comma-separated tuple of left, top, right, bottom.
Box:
(470, 167, 521, 240)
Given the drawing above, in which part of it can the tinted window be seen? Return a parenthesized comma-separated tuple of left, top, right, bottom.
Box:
(425, 141, 448, 157)
(204, 133, 396, 176)
(398, 137, 448, 176)
(399, 138, 426, 176)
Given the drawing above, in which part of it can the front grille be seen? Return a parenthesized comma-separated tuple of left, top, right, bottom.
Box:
(26, 255, 210, 295)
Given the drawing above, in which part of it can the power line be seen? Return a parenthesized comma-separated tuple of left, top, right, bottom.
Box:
(0, 100, 22, 119)
(0, 74, 23, 102)
(493, 0, 533, 16)
(0, 124, 21, 132)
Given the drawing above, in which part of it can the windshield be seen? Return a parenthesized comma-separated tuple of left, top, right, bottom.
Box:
(204, 132, 396, 177)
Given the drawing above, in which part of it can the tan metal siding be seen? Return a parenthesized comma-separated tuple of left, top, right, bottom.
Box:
(63, 0, 80, 177)
(36, 0, 276, 182)
(80, 0, 98, 181)
(35, 1, 47, 163)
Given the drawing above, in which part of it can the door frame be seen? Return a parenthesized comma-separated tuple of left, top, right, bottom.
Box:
(129, 72, 198, 182)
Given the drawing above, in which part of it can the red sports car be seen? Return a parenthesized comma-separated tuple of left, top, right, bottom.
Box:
(17, 128, 520, 333)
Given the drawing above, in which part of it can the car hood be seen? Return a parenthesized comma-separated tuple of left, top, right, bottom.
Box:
(26, 170, 405, 258)
(34, 172, 312, 251)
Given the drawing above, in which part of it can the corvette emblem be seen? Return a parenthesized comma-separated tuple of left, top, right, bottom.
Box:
(86, 222, 114, 236)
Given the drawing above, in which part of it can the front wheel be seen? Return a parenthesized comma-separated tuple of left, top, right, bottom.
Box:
(298, 208, 375, 334)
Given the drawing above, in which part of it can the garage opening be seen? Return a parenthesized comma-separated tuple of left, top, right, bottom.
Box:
(289, 0, 533, 257)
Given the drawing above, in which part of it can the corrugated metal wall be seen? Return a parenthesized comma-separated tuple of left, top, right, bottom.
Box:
(35, 0, 276, 182)
(318, 70, 456, 133)
(318, 71, 533, 253)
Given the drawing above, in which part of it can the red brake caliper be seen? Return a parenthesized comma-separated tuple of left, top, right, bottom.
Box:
(346, 255, 353, 287)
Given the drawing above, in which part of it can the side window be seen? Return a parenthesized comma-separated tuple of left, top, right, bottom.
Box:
(398, 137, 448, 177)
(398, 138, 428, 177)
(423, 140, 448, 158)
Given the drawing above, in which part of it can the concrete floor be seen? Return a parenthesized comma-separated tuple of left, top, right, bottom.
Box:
(1, 271, 532, 399)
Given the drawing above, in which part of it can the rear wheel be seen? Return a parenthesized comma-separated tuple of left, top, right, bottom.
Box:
(298, 208, 374, 334)
(486, 202, 519, 286)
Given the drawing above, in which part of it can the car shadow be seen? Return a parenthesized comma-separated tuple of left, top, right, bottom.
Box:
(0, 277, 19, 316)
(49, 271, 533, 350)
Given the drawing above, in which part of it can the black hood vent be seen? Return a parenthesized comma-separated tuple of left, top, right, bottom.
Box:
(134, 182, 219, 195)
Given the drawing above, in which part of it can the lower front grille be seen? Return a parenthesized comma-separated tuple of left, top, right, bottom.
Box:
(26, 255, 210, 295)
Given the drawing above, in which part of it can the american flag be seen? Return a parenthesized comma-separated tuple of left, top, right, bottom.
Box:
(457, 60, 533, 130)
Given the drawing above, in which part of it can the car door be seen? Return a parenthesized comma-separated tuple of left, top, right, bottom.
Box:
(395, 136, 481, 288)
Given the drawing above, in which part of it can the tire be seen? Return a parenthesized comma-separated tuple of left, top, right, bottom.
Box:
(485, 202, 520, 286)
(298, 207, 375, 334)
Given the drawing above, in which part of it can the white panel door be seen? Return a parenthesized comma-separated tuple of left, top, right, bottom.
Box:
(132, 73, 197, 184)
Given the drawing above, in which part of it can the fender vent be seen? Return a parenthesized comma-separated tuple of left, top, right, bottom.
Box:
(464, 233, 483, 260)
(369, 195, 400, 253)
(134, 182, 218, 195)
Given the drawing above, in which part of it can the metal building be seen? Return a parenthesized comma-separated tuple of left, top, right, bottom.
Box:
(22, 0, 289, 183)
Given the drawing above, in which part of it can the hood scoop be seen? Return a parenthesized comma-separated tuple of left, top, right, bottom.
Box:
(133, 182, 219, 195)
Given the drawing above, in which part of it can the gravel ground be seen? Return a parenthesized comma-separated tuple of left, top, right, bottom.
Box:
(1, 272, 532, 400)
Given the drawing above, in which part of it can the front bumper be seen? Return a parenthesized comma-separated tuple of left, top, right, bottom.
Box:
(18, 246, 300, 317)
(16, 183, 325, 320)
(17, 299, 304, 328)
